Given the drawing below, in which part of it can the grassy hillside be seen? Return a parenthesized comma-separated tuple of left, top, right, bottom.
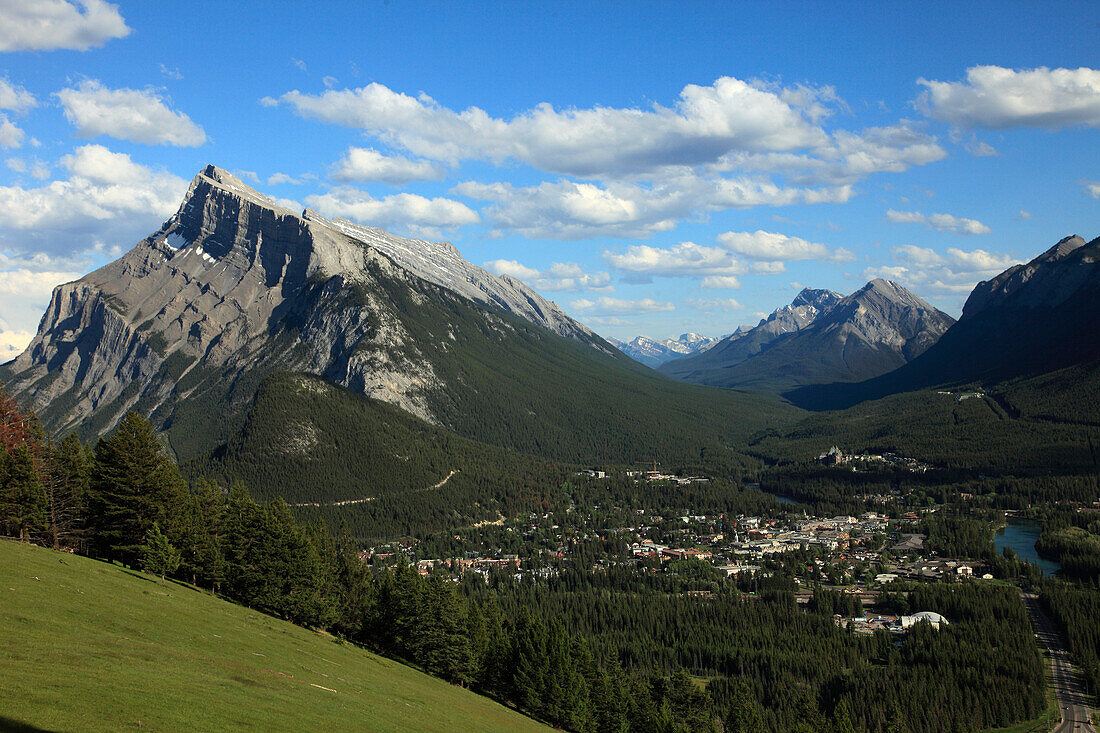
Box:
(0, 540, 549, 733)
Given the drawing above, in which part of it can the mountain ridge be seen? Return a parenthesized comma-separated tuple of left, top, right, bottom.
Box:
(608, 332, 721, 367)
(785, 234, 1100, 410)
(660, 281, 952, 391)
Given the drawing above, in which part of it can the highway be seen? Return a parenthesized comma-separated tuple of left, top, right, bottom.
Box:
(1020, 592, 1096, 733)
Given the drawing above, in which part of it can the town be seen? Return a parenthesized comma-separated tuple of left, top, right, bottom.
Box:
(359, 479, 997, 634)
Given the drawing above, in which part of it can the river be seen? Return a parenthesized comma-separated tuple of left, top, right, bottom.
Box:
(994, 520, 1061, 577)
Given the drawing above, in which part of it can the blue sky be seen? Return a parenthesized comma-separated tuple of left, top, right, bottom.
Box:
(0, 0, 1097, 354)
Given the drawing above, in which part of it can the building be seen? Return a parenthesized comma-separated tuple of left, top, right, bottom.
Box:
(900, 611, 949, 630)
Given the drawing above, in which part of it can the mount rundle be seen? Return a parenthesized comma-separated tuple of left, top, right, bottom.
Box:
(2, 166, 607, 450)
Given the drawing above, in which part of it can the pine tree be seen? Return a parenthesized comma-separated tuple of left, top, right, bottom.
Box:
(88, 413, 186, 565)
(41, 434, 91, 550)
(725, 679, 763, 733)
(140, 521, 181, 584)
(511, 607, 547, 712)
(173, 477, 226, 590)
(831, 698, 858, 733)
(0, 443, 47, 541)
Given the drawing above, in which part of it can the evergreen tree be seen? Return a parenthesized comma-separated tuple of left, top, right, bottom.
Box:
(725, 679, 764, 733)
(172, 477, 226, 590)
(511, 607, 547, 713)
(140, 521, 181, 584)
(831, 698, 858, 733)
(41, 434, 91, 550)
(88, 413, 185, 565)
(0, 443, 47, 541)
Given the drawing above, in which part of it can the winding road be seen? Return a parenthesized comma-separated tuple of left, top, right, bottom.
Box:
(1020, 591, 1096, 733)
(290, 469, 459, 508)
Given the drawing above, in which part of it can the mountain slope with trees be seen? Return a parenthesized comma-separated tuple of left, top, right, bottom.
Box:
(0, 540, 552, 733)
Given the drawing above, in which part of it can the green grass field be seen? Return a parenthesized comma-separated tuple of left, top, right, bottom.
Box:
(0, 541, 549, 732)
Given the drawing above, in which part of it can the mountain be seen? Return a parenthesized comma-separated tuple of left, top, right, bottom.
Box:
(661, 288, 841, 379)
(660, 281, 952, 391)
(186, 371, 576, 538)
(608, 332, 721, 367)
(786, 234, 1100, 410)
(1, 165, 794, 465)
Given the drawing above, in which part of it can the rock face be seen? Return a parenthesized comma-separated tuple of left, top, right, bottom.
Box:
(785, 234, 1100, 410)
(608, 332, 721, 368)
(660, 282, 953, 391)
(960, 235, 1090, 319)
(1, 166, 603, 452)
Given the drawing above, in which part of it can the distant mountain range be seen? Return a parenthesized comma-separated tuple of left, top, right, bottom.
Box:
(786, 234, 1100, 409)
(660, 280, 954, 392)
(607, 333, 722, 367)
(0, 165, 790, 466)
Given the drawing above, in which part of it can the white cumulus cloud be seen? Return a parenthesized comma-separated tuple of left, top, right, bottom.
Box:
(863, 244, 1019, 305)
(304, 186, 479, 239)
(331, 147, 443, 184)
(264, 76, 951, 241)
(272, 76, 829, 178)
(0, 251, 91, 354)
(717, 230, 829, 261)
(455, 176, 850, 240)
(0, 0, 130, 52)
(686, 297, 743, 312)
(483, 259, 612, 293)
(885, 209, 991, 235)
(603, 242, 744, 279)
(0, 78, 35, 113)
(570, 296, 674, 315)
(720, 123, 947, 186)
(603, 229, 853, 282)
(0, 144, 188, 256)
(700, 275, 742, 289)
(917, 66, 1100, 130)
(0, 115, 24, 148)
(717, 229, 855, 263)
(267, 172, 302, 185)
(1083, 181, 1100, 199)
(57, 80, 207, 146)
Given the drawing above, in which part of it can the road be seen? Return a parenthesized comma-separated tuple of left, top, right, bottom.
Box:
(1020, 591, 1096, 733)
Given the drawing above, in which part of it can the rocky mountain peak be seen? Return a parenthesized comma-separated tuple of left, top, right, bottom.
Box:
(1043, 234, 1087, 261)
(661, 278, 953, 391)
(3, 164, 602, 440)
(610, 332, 720, 367)
(791, 287, 842, 311)
(961, 234, 1091, 321)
